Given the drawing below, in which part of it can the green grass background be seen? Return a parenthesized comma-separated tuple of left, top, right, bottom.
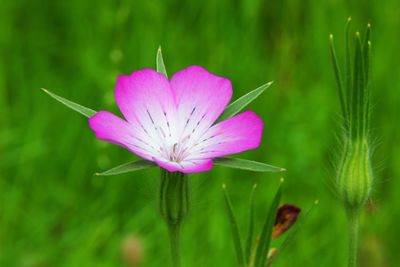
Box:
(1, 0, 399, 266)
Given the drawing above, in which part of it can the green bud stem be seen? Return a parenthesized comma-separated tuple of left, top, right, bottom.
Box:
(159, 169, 189, 267)
(347, 208, 360, 267)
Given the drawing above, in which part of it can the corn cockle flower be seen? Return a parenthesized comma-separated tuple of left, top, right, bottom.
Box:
(88, 66, 263, 174)
(41, 54, 276, 267)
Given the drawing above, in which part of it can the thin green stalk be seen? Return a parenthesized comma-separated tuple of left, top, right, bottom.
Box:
(347, 209, 360, 267)
(168, 223, 181, 267)
(159, 170, 189, 267)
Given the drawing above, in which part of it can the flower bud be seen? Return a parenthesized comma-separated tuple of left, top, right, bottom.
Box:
(272, 204, 301, 238)
(336, 139, 373, 209)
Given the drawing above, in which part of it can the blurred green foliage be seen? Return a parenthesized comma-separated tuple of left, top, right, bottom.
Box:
(1, 0, 399, 266)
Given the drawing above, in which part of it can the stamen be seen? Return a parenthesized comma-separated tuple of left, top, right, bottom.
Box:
(169, 143, 179, 162)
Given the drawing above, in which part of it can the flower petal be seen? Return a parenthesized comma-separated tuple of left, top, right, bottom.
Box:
(187, 111, 263, 159)
(170, 66, 232, 143)
(88, 111, 158, 160)
(154, 158, 213, 174)
(115, 69, 178, 150)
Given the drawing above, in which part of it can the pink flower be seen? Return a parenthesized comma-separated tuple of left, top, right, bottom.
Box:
(89, 66, 263, 173)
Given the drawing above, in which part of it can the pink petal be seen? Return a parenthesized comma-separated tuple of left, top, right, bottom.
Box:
(88, 111, 158, 160)
(170, 66, 232, 141)
(115, 69, 178, 148)
(154, 158, 213, 174)
(187, 111, 263, 159)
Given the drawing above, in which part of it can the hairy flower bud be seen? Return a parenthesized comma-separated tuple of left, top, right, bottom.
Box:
(331, 20, 375, 267)
(336, 139, 373, 209)
(330, 22, 374, 211)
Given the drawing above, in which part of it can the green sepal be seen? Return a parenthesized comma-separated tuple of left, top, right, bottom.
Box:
(350, 33, 365, 140)
(217, 81, 273, 123)
(95, 160, 156, 176)
(330, 19, 372, 141)
(42, 88, 96, 118)
(329, 35, 347, 125)
(214, 157, 285, 172)
(156, 46, 168, 78)
(362, 24, 371, 83)
(362, 25, 371, 137)
(344, 17, 352, 121)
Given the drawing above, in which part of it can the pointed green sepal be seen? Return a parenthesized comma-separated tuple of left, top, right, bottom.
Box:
(214, 157, 285, 172)
(329, 35, 347, 125)
(42, 88, 96, 118)
(216, 81, 273, 123)
(156, 46, 168, 78)
(350, 32, 365, 140)
(330, 20, 372, 141)
(95, 160, 156, 176)
(362, 24, 371, 135)
(344, 17, 352, 114)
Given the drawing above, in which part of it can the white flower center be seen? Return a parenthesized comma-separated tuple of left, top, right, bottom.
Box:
(133, 105, 223, 165)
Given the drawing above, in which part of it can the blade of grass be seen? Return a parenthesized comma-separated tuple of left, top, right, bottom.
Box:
(95, 160, 156, 176)
(156, 46, 168, 78)
(41, 88, 96, 118)
(216, 81, 273, 123)
(245, 184, 257, 264)
(254, 181, 283, 267)
(222, 184, 245, 267)
(214, 157, 285, 172)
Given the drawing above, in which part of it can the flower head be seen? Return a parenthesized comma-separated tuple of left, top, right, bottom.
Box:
(89, 66, 263, 173)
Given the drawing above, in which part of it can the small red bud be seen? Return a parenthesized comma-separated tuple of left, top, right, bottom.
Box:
(272, 204, 301, 238)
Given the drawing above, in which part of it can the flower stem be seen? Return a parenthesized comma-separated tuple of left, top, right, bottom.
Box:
(168, 223, 181, 267)
(347, 209, 360, 267)
(159, 170, 189, 267)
